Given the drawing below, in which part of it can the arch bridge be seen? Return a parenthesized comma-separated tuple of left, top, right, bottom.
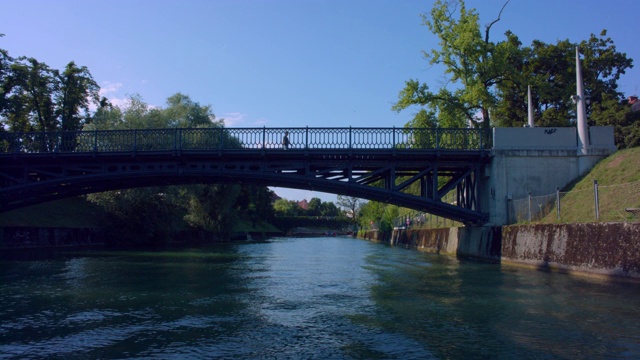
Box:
(0, 127, 492, 224)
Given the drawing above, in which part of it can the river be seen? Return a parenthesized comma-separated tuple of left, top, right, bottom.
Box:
(0, 236, 638, 359)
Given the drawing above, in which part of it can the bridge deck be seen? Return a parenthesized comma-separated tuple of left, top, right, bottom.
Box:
(0, 127, 492, 224)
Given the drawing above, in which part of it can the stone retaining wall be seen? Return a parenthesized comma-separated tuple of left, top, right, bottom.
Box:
(361, 222, 640, 280)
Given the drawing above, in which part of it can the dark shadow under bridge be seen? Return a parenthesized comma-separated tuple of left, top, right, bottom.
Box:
(0, 127, 492, 224)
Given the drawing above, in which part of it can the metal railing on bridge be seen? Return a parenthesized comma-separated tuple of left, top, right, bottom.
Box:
(0, 127, 492, 154)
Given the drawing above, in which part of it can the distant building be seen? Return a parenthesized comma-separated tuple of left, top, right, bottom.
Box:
(297, 199, 309, 210)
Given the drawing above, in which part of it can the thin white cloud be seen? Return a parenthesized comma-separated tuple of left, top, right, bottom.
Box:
(220, 112, 270, 127)
(252, 117, 269, 127)
(108, 97, 130, 108)
(221, 112, 246, 127)
(99, 81, 123, 96)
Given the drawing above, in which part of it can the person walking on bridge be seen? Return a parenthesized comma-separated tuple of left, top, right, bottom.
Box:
(282, 131, 290, 149)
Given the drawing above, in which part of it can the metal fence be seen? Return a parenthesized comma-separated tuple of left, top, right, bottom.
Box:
(0, 127, 493, 154)
(382, 192, 464, 230)
(509, 180, 640, 223)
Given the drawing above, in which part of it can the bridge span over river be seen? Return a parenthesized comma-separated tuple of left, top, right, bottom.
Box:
(0, 126, 616, 226)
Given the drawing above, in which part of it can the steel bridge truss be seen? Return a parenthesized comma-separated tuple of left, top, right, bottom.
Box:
(0, 127, 492, 224)
(0, 150, 489, 224)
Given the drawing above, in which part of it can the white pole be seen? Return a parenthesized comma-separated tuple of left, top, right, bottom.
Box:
(527, 85, 534, 127)
(576, 47, 589, 155)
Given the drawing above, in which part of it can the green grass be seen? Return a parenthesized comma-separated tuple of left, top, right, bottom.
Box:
(542, 147, 640, 223)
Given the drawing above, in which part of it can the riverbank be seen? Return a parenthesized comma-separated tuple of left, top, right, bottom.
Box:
(359, 222, 640, 281)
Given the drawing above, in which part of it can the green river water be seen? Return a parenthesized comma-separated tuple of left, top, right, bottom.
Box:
(0, 236, 639, 359)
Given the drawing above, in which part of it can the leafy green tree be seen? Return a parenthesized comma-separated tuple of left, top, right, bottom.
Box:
(87, 187, 183, 245)
(393, 0, 515, 128)
(1, 53, 100, 133)
(589, 93, 640, 149)
(493, 31, 633, 128)
(319, 201, 341, 217)
(164, 93, 221, 128)
(57, 61, 100, 131)
(183, 183, 241, 238)
(85, 93, 266, 242)
(234, 185, 276, 225)
(273, 198, 300, 216)
(307, 197, 323, 216)
(358, 201, 382, 230)
(395, 1, 633, 133)
(10, 57, 59, 132)
(87, 98, 124, 130)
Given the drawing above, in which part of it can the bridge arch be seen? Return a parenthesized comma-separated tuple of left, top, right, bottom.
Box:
(0, 127, 492, 224)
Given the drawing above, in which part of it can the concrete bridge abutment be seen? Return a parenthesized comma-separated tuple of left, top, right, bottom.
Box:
(480, 126, 617, 226)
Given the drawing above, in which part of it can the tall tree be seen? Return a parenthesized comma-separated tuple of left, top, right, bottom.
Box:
(336, 195, 363, 225)
(493, 31, 633, 128)
(11, 57, 59, 132)
(57, 61, 100, 131)
(1, 53, 101, 133)
(393, 0, 515, 128)
(164, 93, 221, 128)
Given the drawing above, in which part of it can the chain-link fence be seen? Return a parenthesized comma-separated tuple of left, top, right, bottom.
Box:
(509, 180, 640, 224)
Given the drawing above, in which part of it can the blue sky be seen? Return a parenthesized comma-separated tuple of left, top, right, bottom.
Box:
(2, 0, 638, 204)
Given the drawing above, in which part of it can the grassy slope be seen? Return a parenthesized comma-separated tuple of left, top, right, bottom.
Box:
(542, 147, 640, 223)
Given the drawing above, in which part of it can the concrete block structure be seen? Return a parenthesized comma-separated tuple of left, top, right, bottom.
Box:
(482, 126, 617, 226)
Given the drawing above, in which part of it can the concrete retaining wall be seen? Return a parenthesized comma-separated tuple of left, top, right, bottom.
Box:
(363, 222, 640, 280)
(501, 223, 640, 278)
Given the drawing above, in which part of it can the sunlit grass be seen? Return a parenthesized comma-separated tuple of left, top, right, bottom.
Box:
(541, 147, 640, 223)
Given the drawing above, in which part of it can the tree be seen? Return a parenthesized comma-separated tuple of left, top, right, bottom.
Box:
(273, 198, 299, 216)
(10, 57, 59, 132)
(57, 61, 100, 131)
(394, 1, 633, 133)
(336, 195, 363, 225)
(393, 0, 515, 128)
(1, 54, 101, 133)
(84, 93, 270, 242)
(307, 197, 323, 216)
(492, 31, 633, 128)
(164, 93, 221, 128)
(319, 201, 341, 217)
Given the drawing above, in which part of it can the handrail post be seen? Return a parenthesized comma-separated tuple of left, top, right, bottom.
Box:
(94, 130, 98, 152)
(306, 126, 309, 149)
(392, 126, 396, 149)
(133, 129, 137, 152)
(174, 128, 178, 152)
(349, 126, 352, 149)
(262, 126, 266, 150)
